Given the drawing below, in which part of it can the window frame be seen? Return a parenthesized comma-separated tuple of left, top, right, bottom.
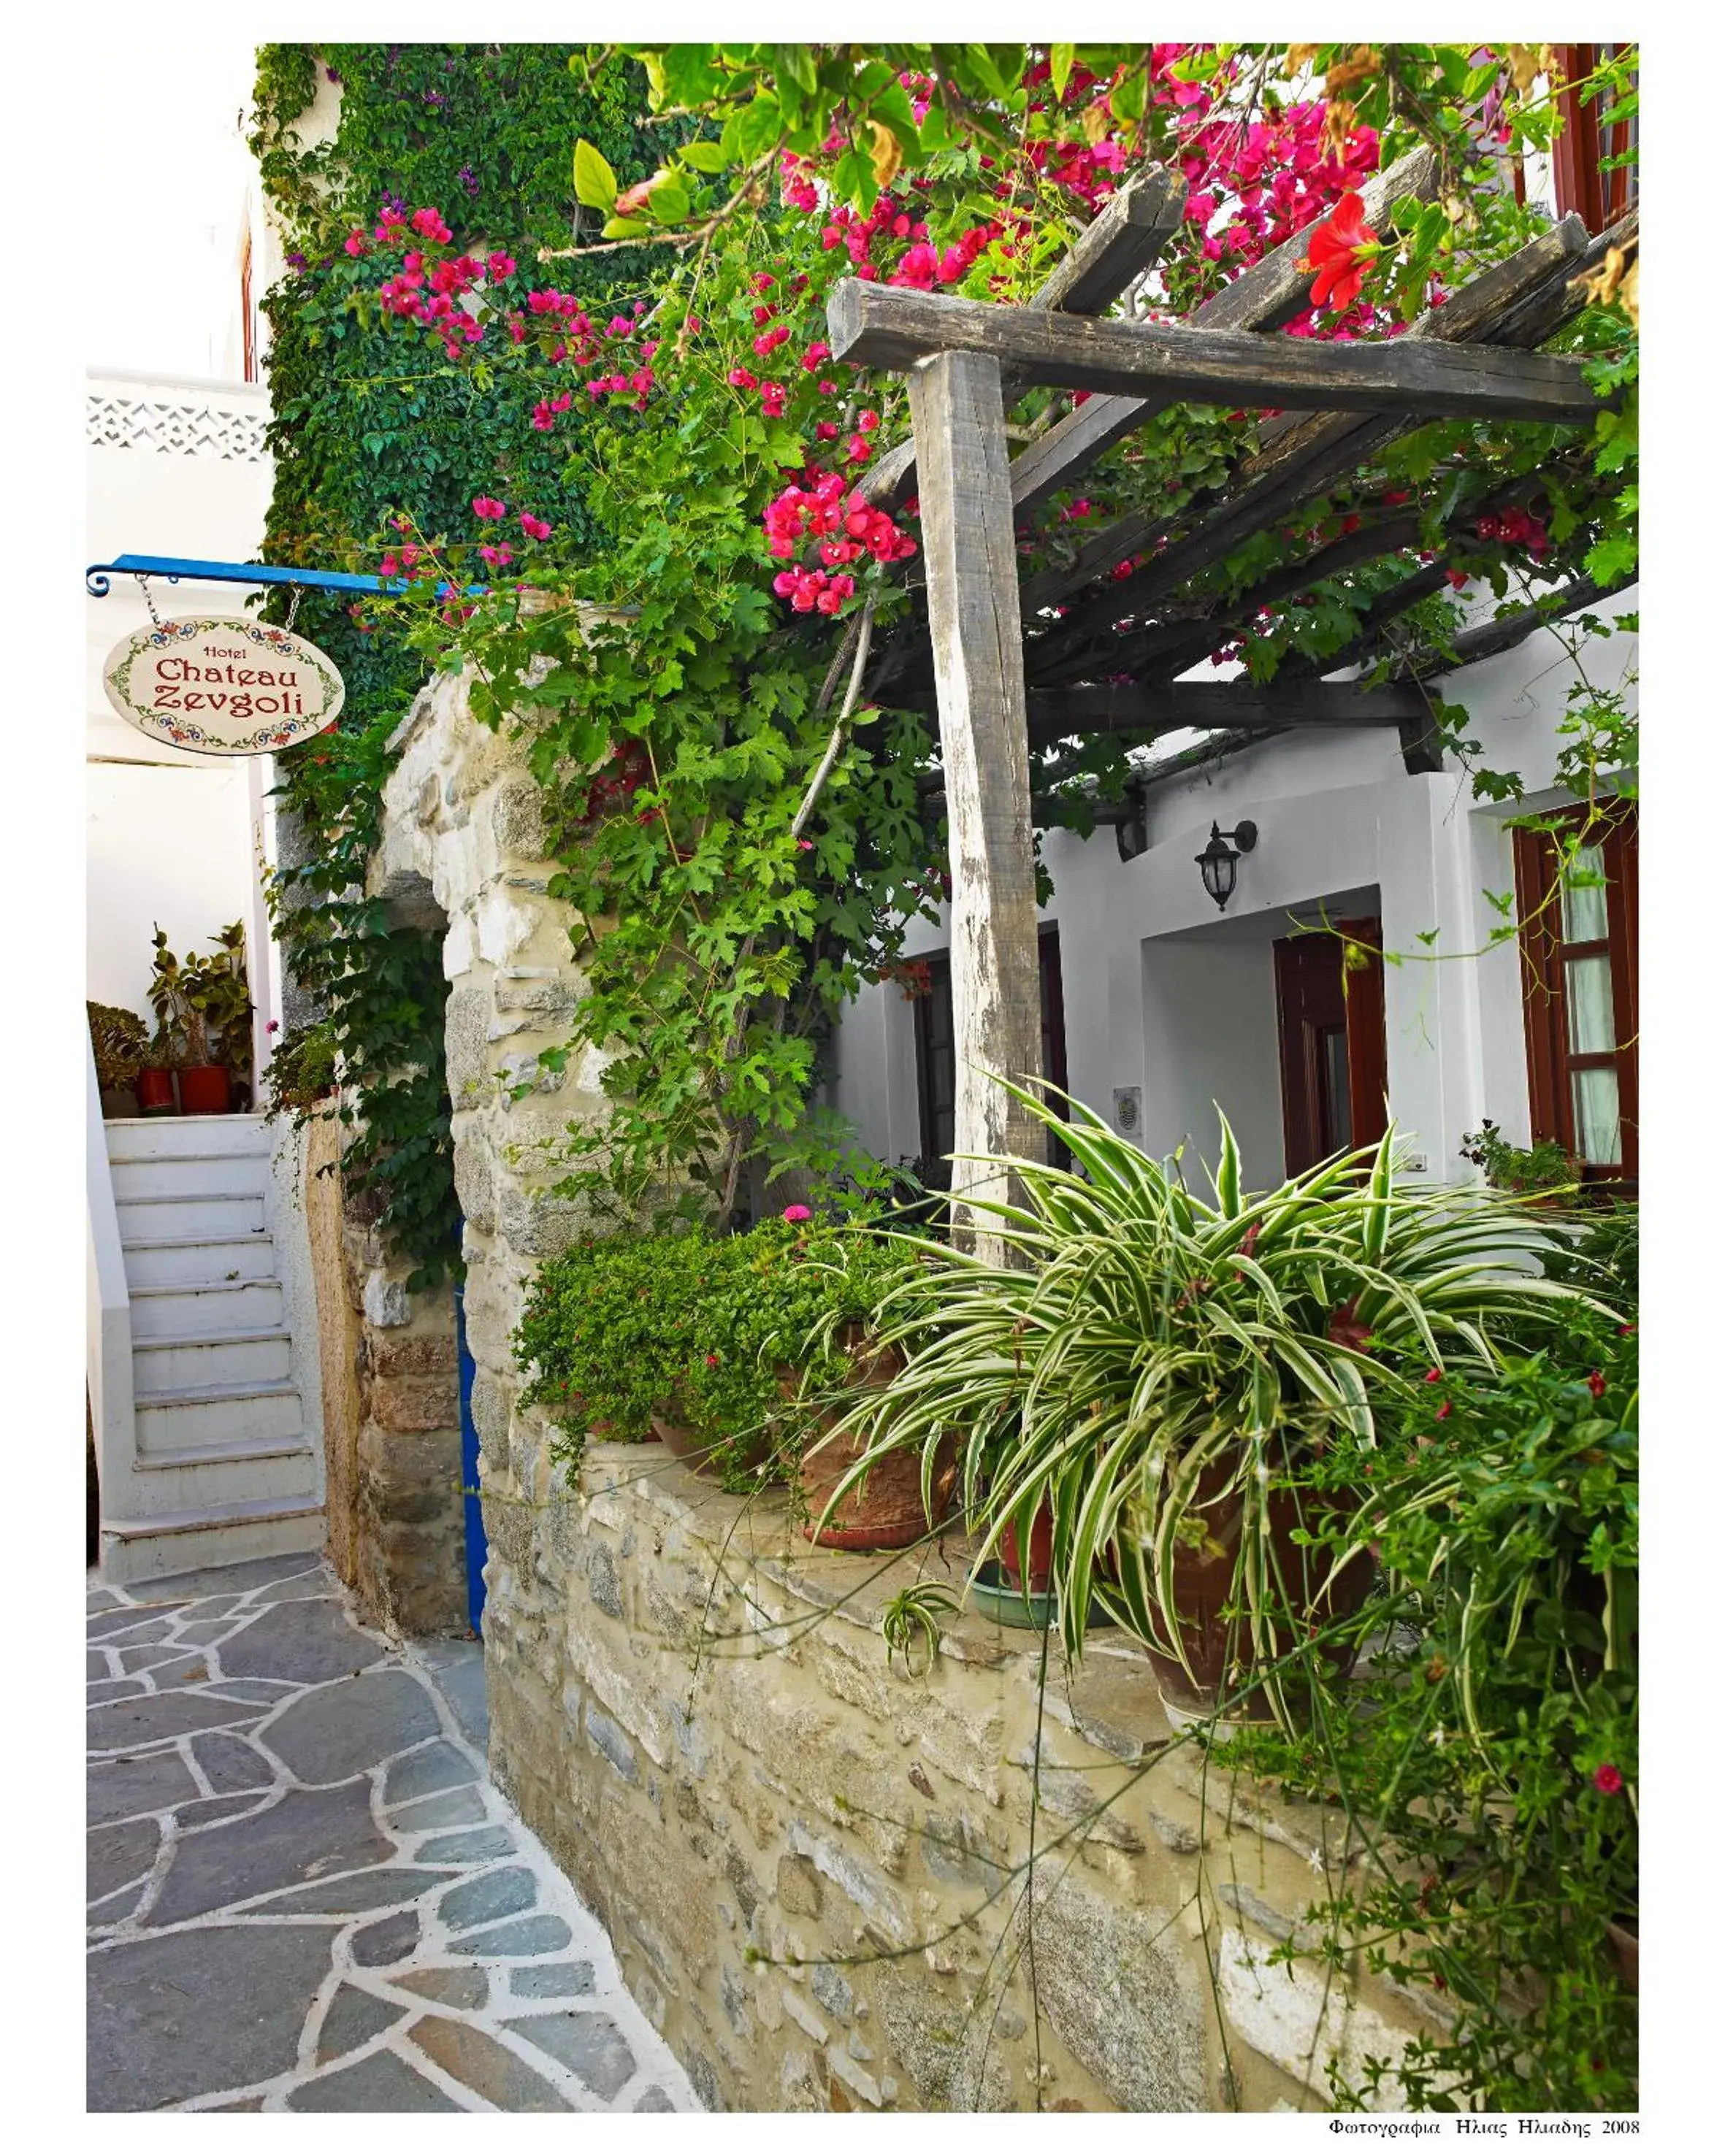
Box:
(1511, 799, 1638, 1183)
(1549, 43, 1637, 232)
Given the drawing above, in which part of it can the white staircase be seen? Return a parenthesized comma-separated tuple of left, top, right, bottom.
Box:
(99, 1113, 324, 1580)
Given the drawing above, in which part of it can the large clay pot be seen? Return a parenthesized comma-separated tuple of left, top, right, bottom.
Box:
(1135, 1459, 1374, 1727)
(649, 1409, 771, 1481)
(136, 1067, 176, 1116)
(795, 1339, 958, 1550)
(178, 1063, 232, 1115)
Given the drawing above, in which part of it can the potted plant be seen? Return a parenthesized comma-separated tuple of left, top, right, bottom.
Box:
(710, 1208, 953, 1549)
(835, 1082, 1608, 1730)
(149, 924, 253, 1116)
(516, 1231, 774, 1490)
(86, 1002, 151, 1118)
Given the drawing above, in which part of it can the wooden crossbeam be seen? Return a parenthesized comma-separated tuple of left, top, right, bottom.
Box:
(1001, 146, 1439, 520)
(854, 165, 1185, 513)
(903, 675, 1429, 748)
(1423, 575, 1632, 672)
(1028, 164, 1187, 317)
(1023, 217, 1592, 659)
(1034, 512, 1426, 688)
(829, 281, 1598, 425)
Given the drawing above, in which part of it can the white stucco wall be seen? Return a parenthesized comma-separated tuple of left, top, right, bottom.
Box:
(827, 592, 1639, 1192)
(86, 370, 276, 1035)
(86, 761, 257, 1020)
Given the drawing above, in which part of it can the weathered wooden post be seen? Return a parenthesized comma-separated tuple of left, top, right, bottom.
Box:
(906, 349, 1046, 1254)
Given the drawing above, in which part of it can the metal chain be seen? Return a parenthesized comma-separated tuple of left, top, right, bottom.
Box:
(285, 584, 303, 633)
(137, 575, 163, 630)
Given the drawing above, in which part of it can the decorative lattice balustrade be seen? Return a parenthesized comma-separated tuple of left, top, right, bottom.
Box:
(86, 392, 269, 463)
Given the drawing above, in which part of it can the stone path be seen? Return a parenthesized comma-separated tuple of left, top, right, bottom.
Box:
(87, 1552, 699, 2113)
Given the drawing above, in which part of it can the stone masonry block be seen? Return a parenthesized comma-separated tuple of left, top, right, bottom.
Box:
(371, 1374, 462, 1435)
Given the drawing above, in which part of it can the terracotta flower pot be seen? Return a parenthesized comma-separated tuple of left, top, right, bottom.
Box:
(793, 1339, 958, 1551)
(136, 1067, 177, 1115)
(178, 1063, 232, 1115)
(1607, 1918, 1639, 1995)
(1136, 1460, 1374, 1727)
(649, 1409, 770, 1481)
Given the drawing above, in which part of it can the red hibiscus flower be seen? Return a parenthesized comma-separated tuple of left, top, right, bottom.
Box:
(1301, 193, 1380, 312)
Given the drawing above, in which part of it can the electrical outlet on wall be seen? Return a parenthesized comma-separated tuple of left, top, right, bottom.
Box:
(1401, 1151, 1430, 1174)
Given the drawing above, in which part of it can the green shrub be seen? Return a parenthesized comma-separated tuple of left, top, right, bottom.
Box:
(513, 1211, 913, 1490)
(1236, 1298, 1638, 2110)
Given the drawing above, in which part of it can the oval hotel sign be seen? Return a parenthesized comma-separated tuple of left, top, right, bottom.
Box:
(103, 615, 345, 756)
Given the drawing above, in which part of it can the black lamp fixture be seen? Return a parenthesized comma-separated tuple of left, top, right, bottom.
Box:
(1195, 819, 1258, 910)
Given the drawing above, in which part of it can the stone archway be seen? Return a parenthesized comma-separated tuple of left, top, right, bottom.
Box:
(369, 670, 611, 1668)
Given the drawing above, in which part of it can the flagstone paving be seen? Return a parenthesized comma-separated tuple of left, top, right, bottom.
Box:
(87, 1552, 699, 2114)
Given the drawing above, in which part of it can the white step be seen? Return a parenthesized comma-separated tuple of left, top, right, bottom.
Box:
(131, 1328, 293, 1392)
(130, 1436, 318, 1511)
(117, 1191, 266, 1242)
(122, 1235, 278, 1291)
(100, 1495, 324, 1585)
(135, 1378, 302, 1452)
(127, 1279, 286, 1338)
(104, 1113, 269, 1162)
(110, 1150, 269, 1200)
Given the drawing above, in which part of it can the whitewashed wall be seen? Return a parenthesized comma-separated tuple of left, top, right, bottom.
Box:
(85, 371, 276, 1032)
(828, 594, 1639, 1192)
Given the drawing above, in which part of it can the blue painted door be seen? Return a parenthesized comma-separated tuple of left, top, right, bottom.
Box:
(452, 1281, 488, 1635)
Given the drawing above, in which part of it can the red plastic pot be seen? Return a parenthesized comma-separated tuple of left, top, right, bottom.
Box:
(136, 1067, 177, 1116)
(178, 1064, 233, 1116)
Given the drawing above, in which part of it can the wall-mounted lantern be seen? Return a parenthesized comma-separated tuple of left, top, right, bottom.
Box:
(1195, 819, 1258, 910)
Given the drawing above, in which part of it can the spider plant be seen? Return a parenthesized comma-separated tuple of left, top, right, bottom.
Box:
(825, 1080, 1610, 1727)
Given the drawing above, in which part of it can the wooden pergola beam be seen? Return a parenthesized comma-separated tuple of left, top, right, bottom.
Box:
(1423, 575, 1632, 672)
(855, 164, 1186, 513)
(904, 675, 1431, 750)
(830, 281, 1599, 426)
(1022, 218, 1591, 655)
(1033, 511, 1426, 688)
(1001, 146, 1439, 520)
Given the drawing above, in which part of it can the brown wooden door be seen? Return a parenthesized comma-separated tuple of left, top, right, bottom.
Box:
(1273, 920, 1389, 1176)
(915, 927, 1069, 1185)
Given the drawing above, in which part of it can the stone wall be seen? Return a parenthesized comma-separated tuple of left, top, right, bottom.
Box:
(477, 1443, 1448, 2115)
(368, 662, 1441, 2110)
(304, 1107, 467, 1638)
(369, 665, 615, 1639)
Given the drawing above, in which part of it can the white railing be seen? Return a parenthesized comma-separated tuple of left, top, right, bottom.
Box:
(86, 1037, 134, 1527)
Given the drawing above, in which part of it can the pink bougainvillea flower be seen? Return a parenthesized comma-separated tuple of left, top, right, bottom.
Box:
(472, 496, 506, 520)
(485, 251, 516, 280)
(1593, 1763, 1623, 1795)
(781, 1205, 813, 1223)
(1301, 192, 1378, 312)
(519, 513, 553, 542)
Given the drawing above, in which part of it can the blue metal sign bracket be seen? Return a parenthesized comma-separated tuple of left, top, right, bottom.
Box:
(85, 553, 482, 599)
